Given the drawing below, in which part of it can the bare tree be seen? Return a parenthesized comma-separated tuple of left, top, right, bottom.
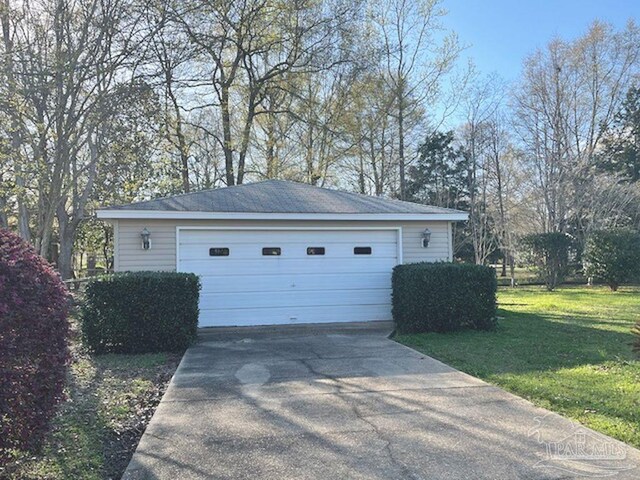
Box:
(458, 75, 504, 264)
(513, 21, 640, 241)
(0, 0, 145, 277)
(251, 83, 296, 180)
(343, 71, 397, 195)
(0, 0, 30, 239)
(374, 0, 461, 199)
(288, 68, 357, 186)
(144, 3, 195, 192)
(170, 0, 348, 185)
(485, 112, 527, 282)
(53, 0, 146, 278)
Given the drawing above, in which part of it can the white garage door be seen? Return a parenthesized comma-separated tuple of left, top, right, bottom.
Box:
(177, 228, 400, 327)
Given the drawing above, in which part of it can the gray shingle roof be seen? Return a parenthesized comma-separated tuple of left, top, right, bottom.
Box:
(103, 180, 465, 215)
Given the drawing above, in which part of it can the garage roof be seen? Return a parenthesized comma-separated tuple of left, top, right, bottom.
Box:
(97, 180, 467, 221)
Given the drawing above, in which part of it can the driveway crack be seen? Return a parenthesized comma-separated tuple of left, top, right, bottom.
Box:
(143, 431, 168, 442)
(299, 358, 423, 479)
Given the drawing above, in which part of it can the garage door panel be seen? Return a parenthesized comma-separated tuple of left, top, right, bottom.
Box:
(178, 228, 398, 327)
(198, 272, 392, 293)
(177, 243, 398, 260)
(180, 229, 397, 244)
(198, 304, 392, 327)
(200, 288, 391, 309)
(179, 238, 398, 248)
(179, 257, 396, 275)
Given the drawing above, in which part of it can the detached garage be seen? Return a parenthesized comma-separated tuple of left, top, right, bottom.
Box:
(97, 180, 467, 327)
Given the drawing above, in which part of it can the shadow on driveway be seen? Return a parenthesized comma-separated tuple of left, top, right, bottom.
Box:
(122, 322, 640, 480)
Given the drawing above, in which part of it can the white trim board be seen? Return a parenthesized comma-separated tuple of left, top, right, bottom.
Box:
(447, 221, 453, 262)
(113, 220, 120, 272)
(97, 210, 468, 222)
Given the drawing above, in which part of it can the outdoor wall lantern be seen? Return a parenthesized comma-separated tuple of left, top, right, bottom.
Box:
(421, 228, 431, 248)
(141, 227, 151, 250)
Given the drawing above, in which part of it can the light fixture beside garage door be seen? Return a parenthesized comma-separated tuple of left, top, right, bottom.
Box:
(140, 228, 151, 250)
(421, 228, 431, 248)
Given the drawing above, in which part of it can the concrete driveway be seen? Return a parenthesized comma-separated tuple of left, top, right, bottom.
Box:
(123, 323, 640, 480)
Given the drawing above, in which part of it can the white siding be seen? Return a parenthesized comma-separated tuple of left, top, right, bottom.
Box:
(401, 222, 450, 263)
(113, 219, 452, 271)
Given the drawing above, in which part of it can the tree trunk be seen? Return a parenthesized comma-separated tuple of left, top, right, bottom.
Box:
(265, 113, 277, 178)
(358, 152, 365, 194)
(266, 142, 276, 178)
(39, 135, 68, 258)
(56, 131, 99, 280)
(2, 2, 30, 240)
(0, 190, 7, 228)
(468, 151, 481, 265)
(305, 120, 318, 184)
(175, 115, 190, 193)
(40, 2, 70, 257)
(221, 83, 235, 185)
(56, 204, 75, 280)
(57, 232, 74, 280)
(39, 207, 55, 257)
(236, 93, 256, 185)
(16, 175, 30, 240)
(510, 255, 516, 288)
(103, 224, 113, 271)
(494, 144, 508, 278)
(166, 76, 190, 193)
(397, 84, 406, 200)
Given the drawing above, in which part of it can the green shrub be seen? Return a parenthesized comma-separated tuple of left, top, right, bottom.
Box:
(584, 229, 640, 291)
(521, 232, 574, 291)
(81, 271, 200, 353)
(392, 262, 497, 333)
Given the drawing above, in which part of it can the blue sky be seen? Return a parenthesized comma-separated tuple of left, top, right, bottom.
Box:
(443, 0, 640, 81)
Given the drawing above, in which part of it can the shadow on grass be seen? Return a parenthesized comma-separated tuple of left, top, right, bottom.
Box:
(5, 349, 180, 480)
(395, 306, 640, 447)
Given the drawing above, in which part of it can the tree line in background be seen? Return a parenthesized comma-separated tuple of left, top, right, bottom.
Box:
(0, 0, 639, 280)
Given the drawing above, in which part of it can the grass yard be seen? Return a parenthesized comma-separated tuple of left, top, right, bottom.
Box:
(2, 324, 181, 480)
(395, 286, 640, 448)
(493, 266, 586, 286)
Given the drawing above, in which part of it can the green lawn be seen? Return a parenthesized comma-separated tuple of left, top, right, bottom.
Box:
(395, 286, 640, 448)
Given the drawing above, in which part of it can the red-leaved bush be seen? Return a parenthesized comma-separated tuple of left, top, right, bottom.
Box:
(0, 229, 70, 462)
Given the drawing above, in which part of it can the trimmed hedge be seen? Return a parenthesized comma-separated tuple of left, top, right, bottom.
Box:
(81, 271, 200, 353)
(521, 232, 574, 291)
(584, 229, 640, 291)
(392, 262, 497, 333)
(0, 229, 70, 460)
